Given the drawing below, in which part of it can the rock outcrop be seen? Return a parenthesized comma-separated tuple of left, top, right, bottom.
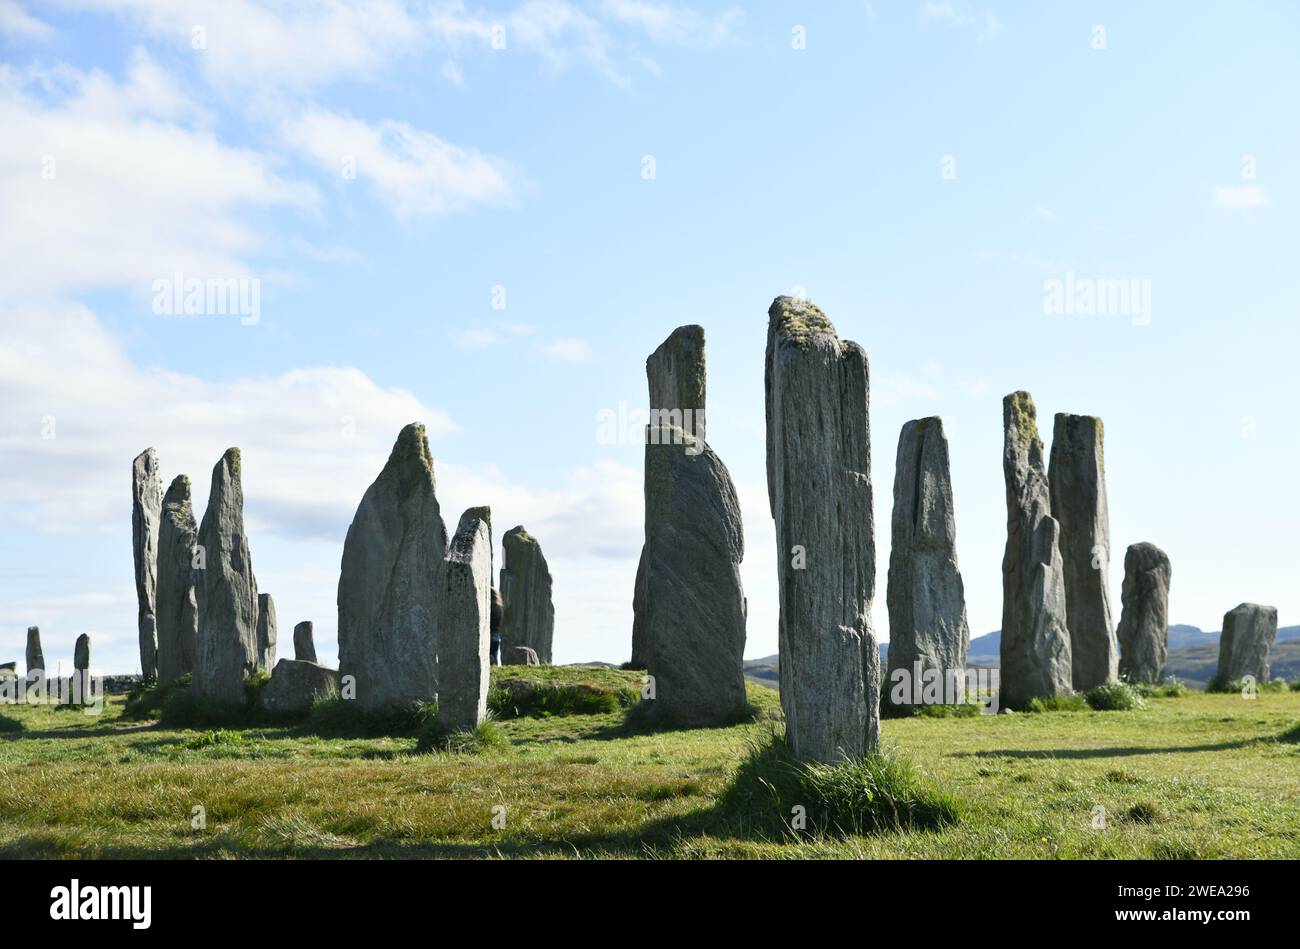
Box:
(999, 392, 1073, 710)
(1049, 413, 1117, 690)
(338, 423, 447, 710)
(765, 297, 878, 761)
(293, 621, 317, 663)
(256, 593, 277, 671)
(499, 526, 554, 665)
(256, 659, 339, 716)
(194, 448, 260, 705)
(132, 448, 163, 679)
(1115, 543, 1171, 684)
(436, 507, 493, 731)
(885, 417, 969, 711)
(1215, 603, 1278, 685)
(156, 475, 199, 685)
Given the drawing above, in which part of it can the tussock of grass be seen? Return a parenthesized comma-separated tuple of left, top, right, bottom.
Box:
(1085, 682, 1146, 711)
(124, 674, 188, 720)
(1134, 679, 1188, 698)
(716, 734, 961, 839)
(489, 680, 633, 720)
(305, 697, 437, 738)
(1125, 800, 1162, 824)
(1027, 694, 1089, 713)
(1207, 676, 1289, 695)
(415, 719, 505, 754)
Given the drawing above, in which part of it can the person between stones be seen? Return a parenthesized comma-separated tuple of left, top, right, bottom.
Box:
(490, 588, 504, 666)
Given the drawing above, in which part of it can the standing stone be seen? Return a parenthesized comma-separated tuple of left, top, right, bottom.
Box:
(156, 475, 199, 685)
(499, 526, 554, 665)
(73, 633, 90, 671)
(256, 659, 339, 716)
(194, 448, 260, 705)
(1115, 543, 1171, 684)
(256, 593, 277, 671)
(1049, 414, 1118, 691)
(1215, 603, 1278, 685)
(70, 633, 91, 699)
(437, 507, 493, 731)
(885, 417, 969, 712)
(632, 325, 706, 670)
(293, 622, 317, 663)
(132, 448, 163, 679)
(511, 646, 540, 665)
(766, 297, 878, 762)
(25, 626, 44, 680)
(999, 392, 1073, 710)
(338, 423, 447, 711)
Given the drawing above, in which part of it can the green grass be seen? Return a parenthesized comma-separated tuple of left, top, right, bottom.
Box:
(1027, 693, 1089, 713)
(0, 681, 1296, 859)
(1085, 682, 1146, 711)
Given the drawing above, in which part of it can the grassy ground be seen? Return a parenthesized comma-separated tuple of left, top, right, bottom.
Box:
(1, 666, 1297, 859)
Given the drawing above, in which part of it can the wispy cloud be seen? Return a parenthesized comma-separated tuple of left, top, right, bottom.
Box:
(537, 338, 595, 363)
(0, 0, 51, 39)
(921, 1, 1003, 43)
(1213, 185, 1269, 210)
(601, 0, 741, 48)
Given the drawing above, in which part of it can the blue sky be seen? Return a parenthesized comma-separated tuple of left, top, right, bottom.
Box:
(1, 1, 1297, 675)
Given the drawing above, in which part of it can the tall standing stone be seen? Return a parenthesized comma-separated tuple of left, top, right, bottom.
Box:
(71, 633, 91, 698)
(766, 297, 878, 762)
(1115, 542, 1171, 684)
(885, 417, 969, 711)
(156, 475, 199, 685)
(338, 423, 447, 710)
(999, 392, 1073, 710)
(1215, 603, 1278, 685)
(499, 526, 554, 665)
(293, 622, 317, 663)
(631, 325, 707, 670)
(256, 593, 277, 671)
(25, 626, 44, 679)
(437, 507, 493, 731)
(73, 633, 90, 671)
(132, 448, 163, 679)
(1049, 413, 1118, 691)
(194, 448, 260, 705)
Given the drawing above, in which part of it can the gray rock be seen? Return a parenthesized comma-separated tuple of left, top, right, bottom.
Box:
(1215, 603, 1278, 684)
(885, 417, 969, 711)
(194, 448, 260, 705)
(256, 659, 339, 716)
(511, 646, 540, 665)
(25, 626, 44, 678)
(1049, 414, 1118, 691)
(436, 507, 493, 731)
(132, 448, 163, 679)
(633, 325, 707, 670)
(999, 392, 1073, 710)
(256, 593, 277, 672)
(642, 420, 748, 727)
(338, 423, 447, 710)
(1116, 543, 1171, 684)
(73, 633, 90, 670)
(156, 475, 199, 685)
(765, 297, 878, 762)
(499, 526, 554, 665)
(293, 621, 317, 663)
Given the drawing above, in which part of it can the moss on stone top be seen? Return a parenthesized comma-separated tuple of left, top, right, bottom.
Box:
(505, 525, 536, 546)
(1004, 391, 1043, 452)
(768, 296, 837, 346)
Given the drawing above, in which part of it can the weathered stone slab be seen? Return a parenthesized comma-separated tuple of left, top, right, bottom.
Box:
(25, 626, 44, 680)
(338, 423, 447, 710)
(156, 475, 199, 685)
(1049, 413, 1118, 690)
(999, 392, 1073, 710)
(1116, 543, 1171, 684)
(436, 507, 493, 731)
(132, 448, 163, 679)
(194, 448, 260, 705)
(511, 646, 540, 665)
(499, 526, 554, 665)
(293, 621, 317, 663)
(256, 659, 339, 716)
(1215, 603, 1278, 684)
(766, 297, 878, 761)
(885, 417, 969, 711)
(256, 593, 277, 672)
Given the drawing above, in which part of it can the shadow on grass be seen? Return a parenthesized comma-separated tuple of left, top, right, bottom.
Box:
(951, 738, 1263, 760)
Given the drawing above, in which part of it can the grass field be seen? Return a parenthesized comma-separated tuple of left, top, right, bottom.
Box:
(1, 665, 1297, 859)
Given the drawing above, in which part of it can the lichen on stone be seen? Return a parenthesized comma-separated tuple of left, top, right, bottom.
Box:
(768, 296, 837, 347)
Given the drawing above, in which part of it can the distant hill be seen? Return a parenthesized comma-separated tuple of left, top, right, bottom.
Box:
(746, 625, 1299, 690)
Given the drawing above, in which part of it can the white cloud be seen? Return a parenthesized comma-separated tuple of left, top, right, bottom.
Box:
(451, 327, 503, 348)
(0, 301, 457, 539)
(282, 107, 518, 219)
(0, 54, 316, 301)
(1213, 185, 1269, 209)
(921, 1, 1003, 43)
(0, 0, 51, 39)
(873, 372, 945, 408)
(601, 0, 741, 48)
(537, 337, 595, 363)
